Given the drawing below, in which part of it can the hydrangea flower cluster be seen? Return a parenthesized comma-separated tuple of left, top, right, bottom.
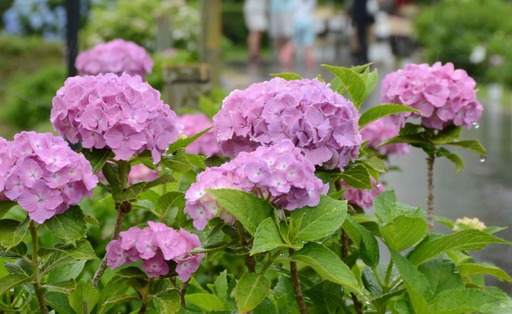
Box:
(75, 39, 153, 78)
(51, 73, 182, 163)
(213, 77, 361, 170)
(0, 132, 98, 223)
(341, 177, 384, 209)
(381, 62, 483, 130)
(185, 140, 328, 230)
(179, 113, 220, 157)
(360, 116, 410, 157)
(453, 217, 487, 232)
(106, 222, 203, 281)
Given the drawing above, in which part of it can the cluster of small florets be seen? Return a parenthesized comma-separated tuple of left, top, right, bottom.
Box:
(453, 217, 487, 232)
(360, 116, 410, 157)
(213, 77, 361, 170)
(381, 62, 483, 130)
(179, 113, 220, 157)
(75, 39, 153, 78)
(51, 73, 182, 163)
(185, 140, 328, 230)
(0, 132, 98, 223)
(341, 177, 384, 209)
(106, 222, 203, 281)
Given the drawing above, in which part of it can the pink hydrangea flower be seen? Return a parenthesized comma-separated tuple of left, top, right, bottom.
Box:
(342, 177, 384, 209)
(360, 116, 410, 157)
(51, 73, 182, 163)
(381, 62, 483, 130)
(75, 39, 153, 78)
(184, 140, 329, 230)
(179, 113, 220, 157)
(213, 78, 361, 170)
(106, 222, 203, 280)
(0, 132, 98, 223)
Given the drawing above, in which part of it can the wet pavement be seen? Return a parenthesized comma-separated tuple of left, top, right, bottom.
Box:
(221, 45, 512, 293)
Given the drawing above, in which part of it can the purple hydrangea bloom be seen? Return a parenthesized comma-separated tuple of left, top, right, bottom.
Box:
(105, 222, 203, 280)
(75, 39, 153, 78)
(179, 113, 220, 157)
(213, 78, 362, 170)
(51, 73, 182, 163)
(360, 116, 410, 157)
(342, 177, 384, 209)
(381, 62, 483, 130)
(184, 140, 329, 230)
(0, 132, 98, 223)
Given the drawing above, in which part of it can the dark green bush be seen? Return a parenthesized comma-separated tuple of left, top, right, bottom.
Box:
(415, 0, 512, 86)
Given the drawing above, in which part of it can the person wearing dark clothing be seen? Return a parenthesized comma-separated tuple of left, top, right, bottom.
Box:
(349, 0, 375, 64)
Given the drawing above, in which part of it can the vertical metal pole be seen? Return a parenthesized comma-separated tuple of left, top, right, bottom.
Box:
(66, 0, 80, 77)
(201, 0, 222, 88)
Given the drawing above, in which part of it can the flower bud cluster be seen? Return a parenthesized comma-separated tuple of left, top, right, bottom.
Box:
(213, 77, 361, 170)
(185, 140, 328, 230)
(75, 39, 153, 78)
(51, 73, 182, 163)
(179, 113, 220, 157)
(453, 217, 487, 232)
(0, 132, 98, 223)
(381, 62, 483, 130)
(360, 116, 410, 157)
(341, 177, 384, 209)
(106, 222, 203, 281)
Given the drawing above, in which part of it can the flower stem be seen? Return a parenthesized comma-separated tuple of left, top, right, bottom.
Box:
(289, 249, 308, 314)
(259, 249, 283, 276)
(29, 221, 48, 314)
(427, 155, 435, 232)
(180, 279, 190, 307)
(341, 230, 364, 313)
(92, 201, 132, 287)
(235, 221, 255, 272)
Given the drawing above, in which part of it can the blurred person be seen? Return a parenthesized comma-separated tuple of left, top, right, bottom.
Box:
(244, 0, 268, 63)
(294, 0, 317, 68)
(269, 0, 298, 68)
(348, 0, 376, 64)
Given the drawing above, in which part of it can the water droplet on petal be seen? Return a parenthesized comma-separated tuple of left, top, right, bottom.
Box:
(472, 122, 480, 129)
(480, 155, 486, 163)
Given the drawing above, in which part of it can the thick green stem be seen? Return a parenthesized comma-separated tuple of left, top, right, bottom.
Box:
(180, 279, 190, 307)
(259, 249, 283, 276)
(235, 221, 255, 272)
(92, 201, 131, 287)
(138, 279, 154, 314)
(289, 249, 308, 314)
(384, 260, 394, 292)
(427, 155, 435, 232)
(30, 221, 48, 314)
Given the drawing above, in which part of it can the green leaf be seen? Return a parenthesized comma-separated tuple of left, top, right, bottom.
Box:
(0, 273, 30, 295)
(291, 242, 362, 295)
(157, 192, 185, 214)
(46, 261, 86, 283)
(153, 289, 181, 314)
(290, 196, 347, 242)
(431, 125, 462, 144)
(45, 292, 75, 314)
(212, 270, 228, 300)
(437, 148, 465, 173)
(42, 240, 97, 263)
(323, 64, 367, 109)
(113, 173, 174, 203)
(429, 288, 510, 314)
(374, 190, 424, 225)
(101, 162, 120, 187)
(160, 149, 194, 173)
(444, 139, 486, 155)
(340, 164, 373, 189)
(81, 148, 114, 174)
(44, 206, 86, 244)
(363, 156, 388, 174)
(208, 189, 274, 236)
(380, 216, 427, 252)
(408, 230, 511, 266)
(185, 293, 228, 311)
(360, 67, 379, 105)
(68, 281, 99, 314)
(235, 272, 271, 313)
(168, 128, 212, 154)
(343, 215, 379, 267)
(458, 263, 512, 282)
(251, 217, 286, 255)
(0, 201, 17, 219)
(359, 104, 421, 129)
(97, 278, 132, 314)
(418, 259, 464, 297)
(270, 72, 303, 80)
(389, 248, 431, 314)
(0, 218, 29, 250)
(43, 280, 76, 294)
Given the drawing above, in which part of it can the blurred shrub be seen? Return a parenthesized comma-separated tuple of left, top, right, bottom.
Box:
(415, 0, 512, 86)
(1, 64, 65, 131)
(81, 0, 199, 54)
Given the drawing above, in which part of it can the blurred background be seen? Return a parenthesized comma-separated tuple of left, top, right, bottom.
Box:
(0, 0, 511, 293)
